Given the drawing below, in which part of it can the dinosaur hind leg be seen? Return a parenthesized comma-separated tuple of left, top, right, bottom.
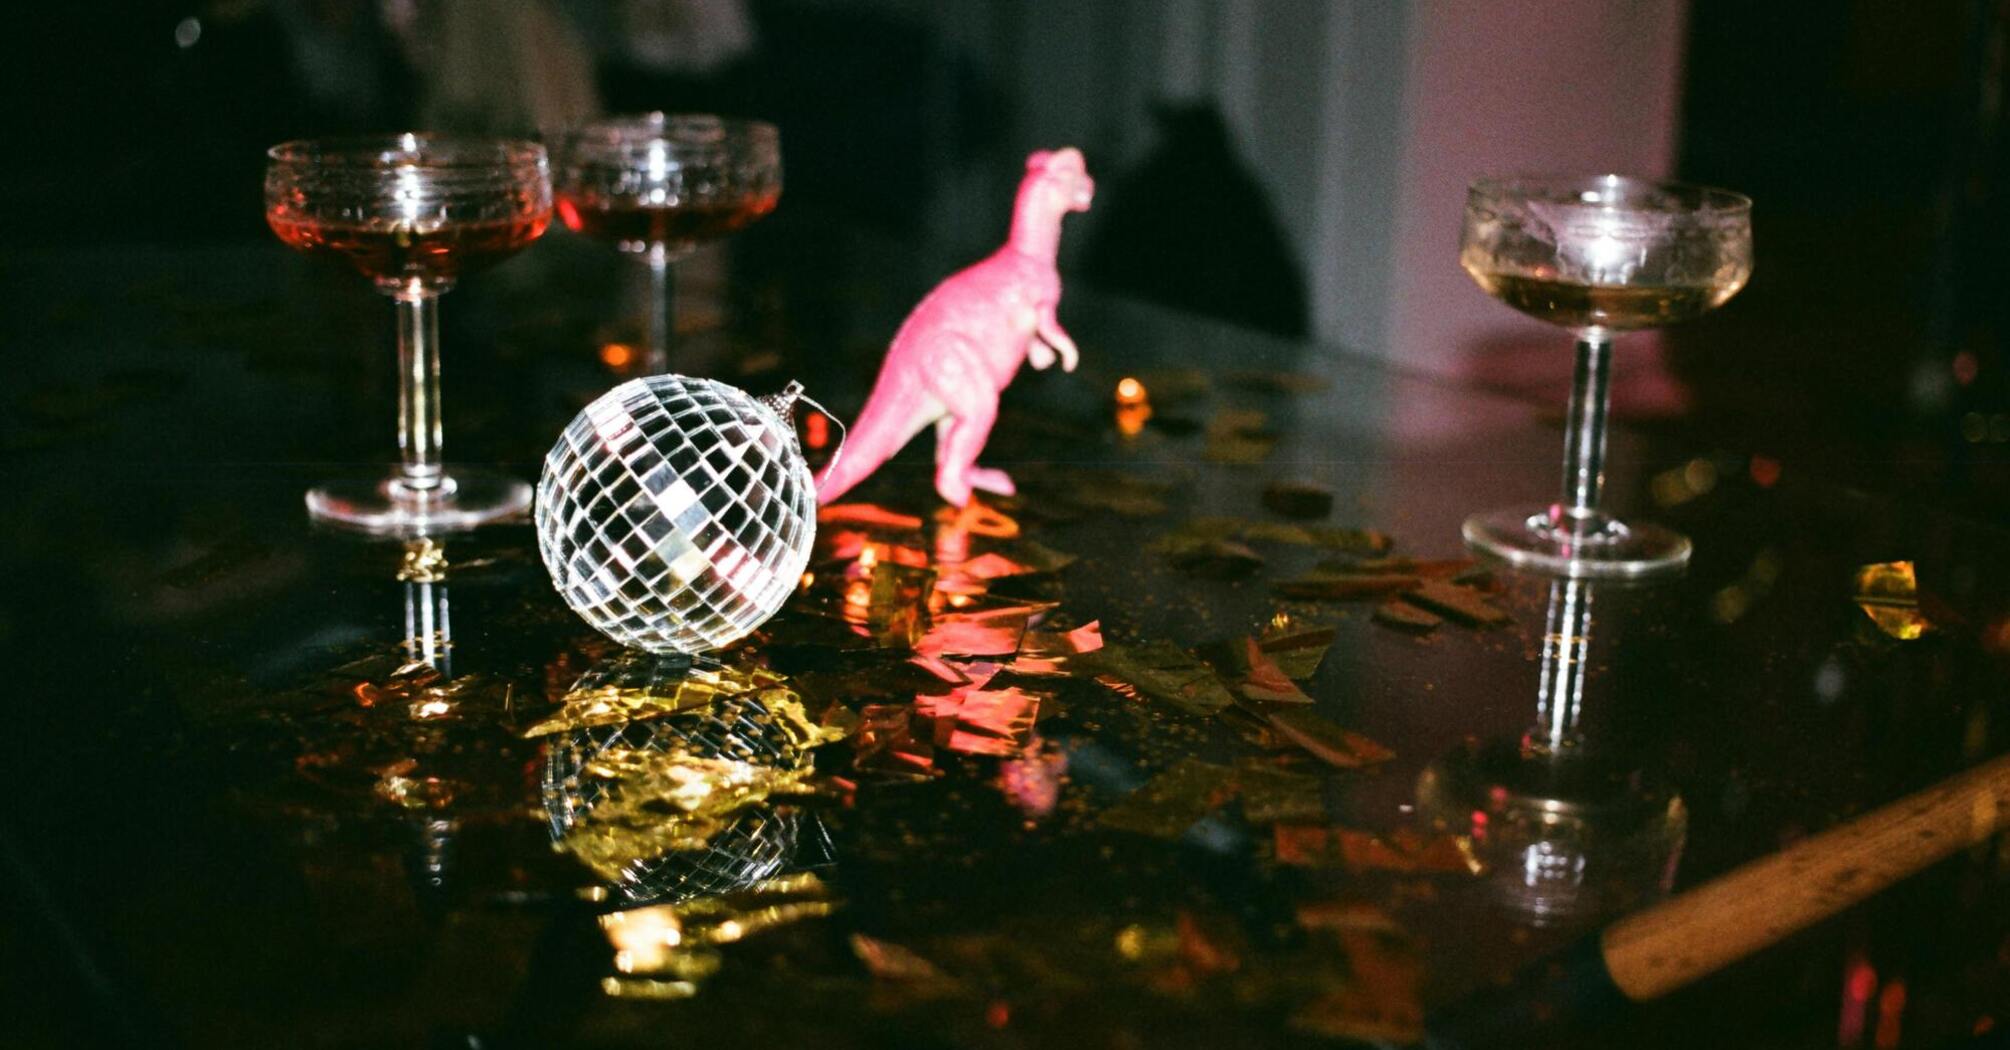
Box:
(933, 404, 1006, 507)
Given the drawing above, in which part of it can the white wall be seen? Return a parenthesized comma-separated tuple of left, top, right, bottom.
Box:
(1386, 2, 1688, 386)
(874, 0, 1688, 384)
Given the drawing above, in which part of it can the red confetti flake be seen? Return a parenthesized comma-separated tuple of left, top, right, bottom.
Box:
(908, 655, 997, 688)
(854, 704, 934, 778)
(1239, 637, 1311, 704)
(917, 684, 1042, 757)
(952, 551, 1034, 581)
(1065, 622, 1104, 651)
(1008, 620, 1104, 676)
(945, 729, 1022, 756)
(915, 603, 1041, 659)
(950, 688, 1040, 742)
(1261, 708, 1394, 768)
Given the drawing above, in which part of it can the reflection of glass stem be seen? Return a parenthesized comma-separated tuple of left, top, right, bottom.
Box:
(642, 246, 674, 374)
(1557, 335, 1612, 533)
(392, 290, 447, 497)
(416, 816, 456, 894)
(1533, 577, 1592, 754)
(404, 578, 452, 677)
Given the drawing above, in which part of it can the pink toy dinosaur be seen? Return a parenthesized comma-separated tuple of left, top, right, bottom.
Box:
(816, 148, 1094, 507)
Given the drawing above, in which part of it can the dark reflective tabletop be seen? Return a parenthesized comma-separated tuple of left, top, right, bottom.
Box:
(5, 226, 2010, 1049)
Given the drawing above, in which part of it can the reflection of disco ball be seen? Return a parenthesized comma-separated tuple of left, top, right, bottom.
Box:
(536, 376, 817, 653)
(542, 693, 808, 902)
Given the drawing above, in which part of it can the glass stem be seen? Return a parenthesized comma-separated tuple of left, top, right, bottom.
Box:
(394, 290, 445, 495)
(1558, 333, 1612, 527)
(643, 245, 674, 374)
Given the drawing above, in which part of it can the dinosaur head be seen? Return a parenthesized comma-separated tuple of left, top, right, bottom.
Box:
(1024, 147, 1094, 214)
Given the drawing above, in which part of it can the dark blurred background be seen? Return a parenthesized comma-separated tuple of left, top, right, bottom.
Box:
(1, 7, 2008, 1049)
(2, 0, 2007, 518)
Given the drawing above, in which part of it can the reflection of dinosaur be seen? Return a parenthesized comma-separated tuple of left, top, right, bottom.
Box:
(816, 148, 1094, 507)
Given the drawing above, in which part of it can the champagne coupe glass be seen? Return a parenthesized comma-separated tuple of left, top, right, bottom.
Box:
(554, 114, 782, 373)
(1460, 175, 1752, 577)
(267, 134, 551, 534)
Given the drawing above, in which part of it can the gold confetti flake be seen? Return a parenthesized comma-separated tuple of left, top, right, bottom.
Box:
(558, 748, 817, 883)
(1254, 624, 1335, 680)
(1078, 640, 1236, 716)
(1099, 759, 1239, 839)
(524, 657, 793, 737)
(397, 537, 449, 583)
(1855, 560, 1932, 640)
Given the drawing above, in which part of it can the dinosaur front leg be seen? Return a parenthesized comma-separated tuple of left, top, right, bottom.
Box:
(1036, 302, 1078, 372)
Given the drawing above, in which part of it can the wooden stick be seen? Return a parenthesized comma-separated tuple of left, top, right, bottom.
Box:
(1601, 749, 2010, 1002)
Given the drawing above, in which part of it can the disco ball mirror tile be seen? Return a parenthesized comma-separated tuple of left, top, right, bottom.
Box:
(536, 375, 817, 653)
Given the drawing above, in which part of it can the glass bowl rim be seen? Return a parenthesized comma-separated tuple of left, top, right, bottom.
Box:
(267, 134, 548, 171)
(1468, 174, 1751, 217)
(558, 112, 780, 150)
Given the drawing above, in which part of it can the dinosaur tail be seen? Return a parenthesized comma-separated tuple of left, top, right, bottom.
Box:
(815, 386, 935, 505)
(813, 439, 875, 504)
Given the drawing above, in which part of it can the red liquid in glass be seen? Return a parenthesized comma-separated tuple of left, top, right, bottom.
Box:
(556, 192, 779, 247)
(267, 211, 550, 285)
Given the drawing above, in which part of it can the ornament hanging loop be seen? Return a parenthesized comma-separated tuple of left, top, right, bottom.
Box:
(759, 380, 847, 480)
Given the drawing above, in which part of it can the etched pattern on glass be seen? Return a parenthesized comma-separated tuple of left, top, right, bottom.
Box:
(536, 375, 816, 653)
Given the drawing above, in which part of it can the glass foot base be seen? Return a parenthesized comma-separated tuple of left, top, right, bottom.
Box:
(1463, 505, 1690, 579)
(306, 469, 531, 536)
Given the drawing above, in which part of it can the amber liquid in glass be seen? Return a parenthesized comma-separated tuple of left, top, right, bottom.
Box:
(267, 212, 550, 285)
(556, 192, 779, 248)
(1464, 266, 1743, 331)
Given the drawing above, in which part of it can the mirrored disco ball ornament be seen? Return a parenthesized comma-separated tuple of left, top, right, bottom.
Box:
(536, 375, 837, 653)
